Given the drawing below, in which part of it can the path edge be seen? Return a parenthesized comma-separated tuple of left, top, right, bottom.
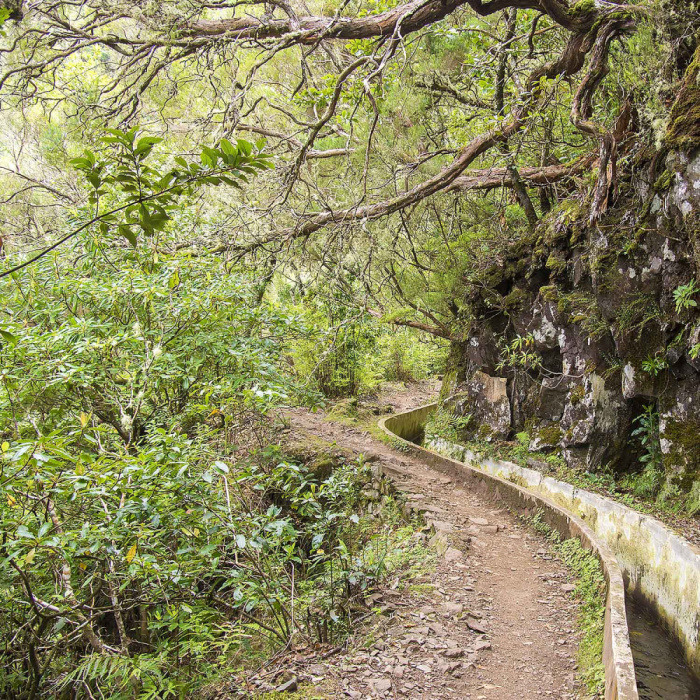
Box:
(378, 402, 639, 700)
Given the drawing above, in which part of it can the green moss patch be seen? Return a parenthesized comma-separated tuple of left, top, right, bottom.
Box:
(661, 418, 700, 479)
(528, 511, 606, 696)
(537, 424, 563, 446)
(666, 47, 700, 149)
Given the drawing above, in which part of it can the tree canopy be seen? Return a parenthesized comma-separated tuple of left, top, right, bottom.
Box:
(0, 0, 699, 696)
(1, 0, 695, 338)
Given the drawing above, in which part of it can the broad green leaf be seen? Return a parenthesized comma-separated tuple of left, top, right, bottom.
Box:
(0, 329, 17, 346)
(118, 225, 138, 247)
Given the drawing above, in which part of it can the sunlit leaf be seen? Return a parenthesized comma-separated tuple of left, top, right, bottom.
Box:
(126, 544, 137, 563)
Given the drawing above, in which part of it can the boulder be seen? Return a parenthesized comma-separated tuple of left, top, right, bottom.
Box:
(448, 371, 511, 440)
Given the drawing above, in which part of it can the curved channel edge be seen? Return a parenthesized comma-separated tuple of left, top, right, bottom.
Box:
(379, 402, 639, 700)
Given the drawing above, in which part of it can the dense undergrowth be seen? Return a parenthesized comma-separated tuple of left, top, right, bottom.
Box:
(0, 220, 433, 698)
(1, 425, 422, 698)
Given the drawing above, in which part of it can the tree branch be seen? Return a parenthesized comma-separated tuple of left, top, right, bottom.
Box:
(448, 155, 596, 191)
(184, 0, 502, 42)
(233, 28, 596, 256)
(367, 308, 453, 339)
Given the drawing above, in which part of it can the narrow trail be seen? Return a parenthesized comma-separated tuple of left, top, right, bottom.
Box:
(284, 383, 582, 699)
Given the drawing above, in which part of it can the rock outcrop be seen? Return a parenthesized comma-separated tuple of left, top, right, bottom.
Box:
(442, 146, 700, 492)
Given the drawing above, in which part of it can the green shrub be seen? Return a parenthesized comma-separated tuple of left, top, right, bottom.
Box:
(0, 432, 417, 697)
(627, 405, 664, 498)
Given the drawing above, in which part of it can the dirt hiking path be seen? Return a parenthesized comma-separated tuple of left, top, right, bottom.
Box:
(280, 382, 583, 700)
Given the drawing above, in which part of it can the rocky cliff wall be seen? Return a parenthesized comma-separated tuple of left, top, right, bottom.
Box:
(442, 145, 700, 500)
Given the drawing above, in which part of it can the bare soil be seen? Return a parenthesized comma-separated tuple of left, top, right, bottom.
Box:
(254, 381, 585, 699)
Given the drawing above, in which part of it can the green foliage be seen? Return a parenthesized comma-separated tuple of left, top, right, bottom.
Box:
(67, 128, 271, 248)
(629, 404, 664, 498)
(0, 7, 9, 36)
(0, 249, 297, 445)
(0, 246, 320, 697)
(673, 279, 699, 314)
(0, 431, 417, 696)
(1, 429, 231, 696)
(641, 353, 668, 377)
(290, 309, 382, 398)
(0, 132, 350, 698)
(496, 333, 542, 372)
(374, 330, 446, 383)
(288, 289, 445, 398)
(424, 407, 472, 443)
(616, 293, 660, 339)
(515, 431, 530, 447)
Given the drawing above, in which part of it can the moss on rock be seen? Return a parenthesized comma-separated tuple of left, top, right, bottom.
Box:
(504, 286, 528, 311)
(546, 251, 568, 275)
(539, 285, 559, 303)
(662, 418, 700, 479)
(570, 385, 586, 406)
(666, 47, 700, 149)
(653, 170, 674, 192)
(538, 424, 563, 446)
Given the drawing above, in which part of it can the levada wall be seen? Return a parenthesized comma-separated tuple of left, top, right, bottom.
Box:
(423, 430, 700, 677)
(380, 403, 639, 700)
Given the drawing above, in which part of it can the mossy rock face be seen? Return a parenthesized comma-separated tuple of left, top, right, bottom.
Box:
(439, 367, 459, 402)
(666, 47, 700, 149)
(542, 198, 586, 248)
(546, 251, 568, 276)
(504, 286, 528, 311)
(653, 170, 674, 192)
(569, 385, 586, 406)
(558, 374, 633, 471)
(529, 423, 562, 452)
(539, 285, 559, 303)
(483, 264, 506, 288)
(308, 454, 336, 481)
(440, 342, 470, 401)
(447, 371, 512, 440)
(477, 423, 496, 440)
(445, 142, 700, 490)
(661, 417, 700, 478)
(557, 292, 609, 341)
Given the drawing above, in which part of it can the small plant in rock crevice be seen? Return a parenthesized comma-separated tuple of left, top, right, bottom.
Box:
(627, 404, 664, 499)
(496, 333, 542, 373)
(673, 279, 699, 314)
(641, 353, 668, 377)
(616, 293, 661, 340)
